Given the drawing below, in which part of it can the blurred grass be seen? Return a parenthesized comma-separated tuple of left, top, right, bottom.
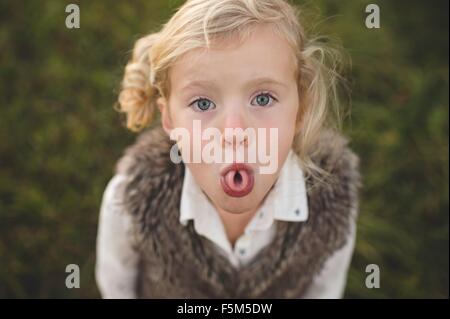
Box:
(0, 0, 448, 298)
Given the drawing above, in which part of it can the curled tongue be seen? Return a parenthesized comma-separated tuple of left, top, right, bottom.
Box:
(225, 169, 249, 191)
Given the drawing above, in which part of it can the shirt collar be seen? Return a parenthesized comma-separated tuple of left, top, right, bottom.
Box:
(179, 149, 309, 230)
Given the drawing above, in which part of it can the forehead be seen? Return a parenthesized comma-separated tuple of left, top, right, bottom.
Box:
(169, 24, 297, 90)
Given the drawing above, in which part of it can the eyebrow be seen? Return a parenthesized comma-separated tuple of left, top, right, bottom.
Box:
(180, 80, 216, 92)
(180, 76, 288, 92)
(246, 76, 288, 89)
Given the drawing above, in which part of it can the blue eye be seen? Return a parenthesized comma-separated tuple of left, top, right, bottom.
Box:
(189, 98, 216, 112)
(251, 92, 277, 107)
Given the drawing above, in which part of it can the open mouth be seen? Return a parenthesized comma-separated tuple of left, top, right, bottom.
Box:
(220, 163, 254, 197)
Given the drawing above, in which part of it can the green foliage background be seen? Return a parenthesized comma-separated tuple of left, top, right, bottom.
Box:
(0, 0, 448, 298)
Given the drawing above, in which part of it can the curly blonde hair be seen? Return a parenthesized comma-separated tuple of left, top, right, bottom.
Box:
(117, 0, 347, 184)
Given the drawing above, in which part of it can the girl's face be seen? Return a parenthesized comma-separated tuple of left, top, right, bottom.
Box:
(160, 24, 300, 215)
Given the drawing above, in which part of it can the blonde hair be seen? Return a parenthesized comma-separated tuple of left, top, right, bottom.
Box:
(117, 0, 348, 184)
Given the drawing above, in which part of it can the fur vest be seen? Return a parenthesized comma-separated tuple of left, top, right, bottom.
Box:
(114, 126, 362, 298)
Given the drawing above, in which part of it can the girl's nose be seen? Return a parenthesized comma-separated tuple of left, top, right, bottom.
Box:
(220, 108, 250, 148)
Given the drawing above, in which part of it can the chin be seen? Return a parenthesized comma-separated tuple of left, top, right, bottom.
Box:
(214, 191, 261, 215)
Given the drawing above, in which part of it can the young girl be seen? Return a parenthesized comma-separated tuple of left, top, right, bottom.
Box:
(95, 0, 362, 298)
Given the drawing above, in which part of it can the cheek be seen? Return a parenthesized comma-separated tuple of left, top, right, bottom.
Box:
(169, 105, 191, 129)
(277, 120, 297, 157)
(256, 94, 299, 128)
(171, 118, 210, 164)
(256, 106, 297, 148)
(185, 163, 209, 189)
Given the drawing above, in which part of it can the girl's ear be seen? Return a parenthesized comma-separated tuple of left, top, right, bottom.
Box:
(157, 97, 173, 136)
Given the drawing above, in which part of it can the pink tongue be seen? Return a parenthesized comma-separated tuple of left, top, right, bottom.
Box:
(225, 170, 249, 191)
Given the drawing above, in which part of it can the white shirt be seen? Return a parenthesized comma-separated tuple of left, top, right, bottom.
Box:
(96, 150, 357, 298)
